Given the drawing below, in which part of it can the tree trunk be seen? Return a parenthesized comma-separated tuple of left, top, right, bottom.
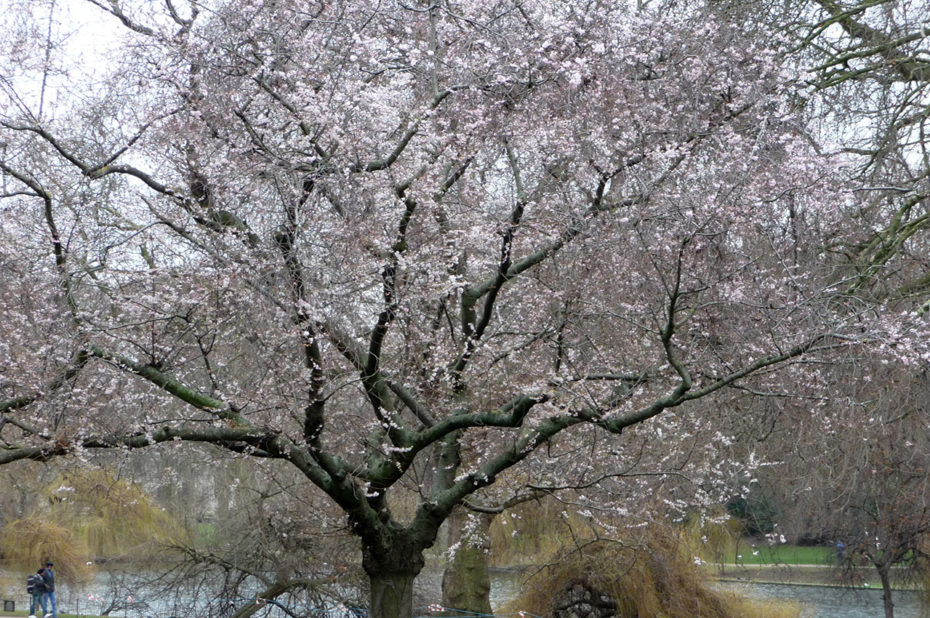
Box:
(370, 571, 418, 618)
(363, 535, 427, 618)
(441, 509, 494, 616)
(878, 564, 895, 618)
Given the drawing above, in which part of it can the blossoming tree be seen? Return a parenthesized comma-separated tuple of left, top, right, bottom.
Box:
(0, 1, 890, 616)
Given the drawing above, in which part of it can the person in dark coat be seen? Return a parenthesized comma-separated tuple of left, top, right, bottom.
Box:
(28, 568, 48, 618)
(42, 561, 57, 618)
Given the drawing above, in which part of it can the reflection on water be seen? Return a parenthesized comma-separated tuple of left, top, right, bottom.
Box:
(489, 569, 524, 611)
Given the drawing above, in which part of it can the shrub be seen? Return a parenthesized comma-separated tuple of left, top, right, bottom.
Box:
(498, 523, 799, 618)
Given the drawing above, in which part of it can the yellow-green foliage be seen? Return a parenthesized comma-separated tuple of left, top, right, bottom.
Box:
(0, 517, 90, 583)
(681, 507, 743, 565)
(0, 467, 185, 575)
(489, 500, 590, 567)
(499, 525, 800, 618)
(722, 595, 802, 618)
(41, 468, 184, 557)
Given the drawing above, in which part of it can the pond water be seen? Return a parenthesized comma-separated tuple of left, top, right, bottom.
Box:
(716, 581, 924, 618)
(21, 569, 928, 617)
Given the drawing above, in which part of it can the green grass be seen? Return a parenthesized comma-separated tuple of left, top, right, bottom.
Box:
(195, 521, 216, 543)
(725, 544, 836, 566)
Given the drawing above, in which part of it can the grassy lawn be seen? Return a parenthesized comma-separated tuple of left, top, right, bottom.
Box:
(703, 543, 923, 589)
(717, 544, 836, 566)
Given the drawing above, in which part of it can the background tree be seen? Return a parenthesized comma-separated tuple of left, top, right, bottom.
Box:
(440, 391, 760, 614)
(749, 360, 930, 618)
(0, 467, 179, 583)
(0, 2, 910, 617)
(157, 455, 367, 617)
(713, 0, 930, 307)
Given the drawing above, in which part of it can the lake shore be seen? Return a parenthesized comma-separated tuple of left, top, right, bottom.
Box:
(708, 563, 916, 590)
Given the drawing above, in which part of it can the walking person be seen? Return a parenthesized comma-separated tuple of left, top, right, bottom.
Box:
(27, 568, 47, 618)
(42, 561, 57, 618)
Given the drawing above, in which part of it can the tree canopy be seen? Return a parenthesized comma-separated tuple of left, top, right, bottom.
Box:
(1, 1, 928, 617)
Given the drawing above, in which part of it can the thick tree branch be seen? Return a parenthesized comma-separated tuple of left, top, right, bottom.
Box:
(418, 408, 579, 527)
(84, 0, 157, 36)
(812, 0, 930, 83)
(351, 88, 456, 173)
(273, 191, 328, 448)
(363, 187, 417, 430)
(603, 334, 832, 431)
(86, 347, 246, 424)
(0, 159, 77, 315)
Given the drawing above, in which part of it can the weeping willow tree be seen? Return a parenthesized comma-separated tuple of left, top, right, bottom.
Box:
(500, 523, 800, 618)
(0, 468, 184, 580)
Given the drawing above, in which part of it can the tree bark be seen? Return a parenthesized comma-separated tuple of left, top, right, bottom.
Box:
(441, 509, 494, 616)
(362, 533, 427, 618)
(878, 564, 895, 618)
(230, 580, 298, 618)
(370, 571, 417, 618)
